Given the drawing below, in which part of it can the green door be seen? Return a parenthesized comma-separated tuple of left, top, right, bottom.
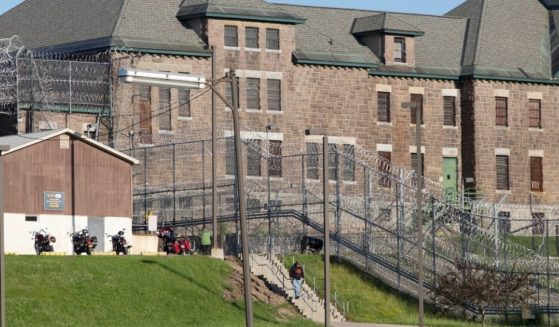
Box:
(443, 157, 457, 203)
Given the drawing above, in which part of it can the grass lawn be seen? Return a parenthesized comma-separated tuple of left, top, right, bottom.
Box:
(6, 255, 319, 327)
(283, 254, 531, 327)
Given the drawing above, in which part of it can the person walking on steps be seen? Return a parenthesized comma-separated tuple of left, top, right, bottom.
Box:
(289, 261, 305, 299)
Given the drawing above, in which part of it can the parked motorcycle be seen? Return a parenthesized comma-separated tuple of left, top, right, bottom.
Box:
(71, 229, 98, 255)
(109, 229, 131, 255)
(33, 229, 56, 255)
(156, 227, 192, 255)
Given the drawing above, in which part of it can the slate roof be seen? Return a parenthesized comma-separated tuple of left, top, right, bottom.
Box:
(0, 0, 557, 81)
(177, 0, 305, 24)
(352, 13, 425, 36)
(446, 0, 552, 79)
(0, 0, 208, 54)
(278, 4, 467, 72)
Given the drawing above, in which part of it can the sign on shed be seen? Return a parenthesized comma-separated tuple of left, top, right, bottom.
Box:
(44, 191, 65, 210)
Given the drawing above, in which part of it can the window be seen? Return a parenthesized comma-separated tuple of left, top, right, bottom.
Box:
(247, 139, 262, 176)
(410, 94, 423, 124)
(328, 143, 338, 181)
(224, 25, 238, 47)
(307, 143, 319, 180)
(443, 96, 456, 126)
(138, 86, 152, 141)
(496, 155, 509, 190)
(159, 87, 171, 131)
(25, 216, 38, 222)
(268, 140, 282, 178)
(245, 27, 259, 48)
(529, 99, 541, 128)
(247, 198, 261, 213)
(266, 28, 280, 50)
(378, 151, 392, 187)
(246, 78, 260, 110)
(178, 197, 192, 210)
(496, 97, 508, 126)
(394, 37, 406, 63)
(532, 212, 545, 235)
(377, 92, 390, 122)
(226, 137, 235, 175)
(178, 89, 191, 117)
(268, 79, 281, 111)
(343, 144, 355, 181)
(498, 211, 511, 234)
(530, 156, 543, 192)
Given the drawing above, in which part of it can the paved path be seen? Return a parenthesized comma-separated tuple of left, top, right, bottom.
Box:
(332, 323, 415, 327)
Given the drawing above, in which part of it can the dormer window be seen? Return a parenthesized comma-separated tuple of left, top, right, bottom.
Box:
(394, 37, 406, 63)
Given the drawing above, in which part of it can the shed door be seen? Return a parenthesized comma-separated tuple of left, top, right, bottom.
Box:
(443, 157, 457, 203)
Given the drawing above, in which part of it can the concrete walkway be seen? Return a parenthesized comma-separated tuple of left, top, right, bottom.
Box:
(332, 323, 415, 327)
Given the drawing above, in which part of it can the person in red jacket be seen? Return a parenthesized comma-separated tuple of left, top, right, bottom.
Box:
(289, 261, 305, 299)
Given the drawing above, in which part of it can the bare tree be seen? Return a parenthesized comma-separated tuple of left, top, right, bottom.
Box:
(434, 260, 534, 327)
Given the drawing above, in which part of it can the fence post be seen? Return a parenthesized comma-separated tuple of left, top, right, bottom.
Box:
(335, 147, 341, 257)
(363, 166, 369, 270)
(396, 169, 404, 290)
(302, 154, 307, 235)
(172, 143, 176, 227)
(546, 220, 550, 325)
(143, 147, 148, 231)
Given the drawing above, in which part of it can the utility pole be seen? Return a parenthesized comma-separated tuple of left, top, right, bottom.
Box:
(323, 135, 331, 327)
(0, 145, 11, 327)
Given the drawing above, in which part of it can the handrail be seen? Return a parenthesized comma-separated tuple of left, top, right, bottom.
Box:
(249, 253, 317, 315)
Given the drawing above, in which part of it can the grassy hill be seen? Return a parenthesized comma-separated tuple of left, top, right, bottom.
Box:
(284, 254, 530, 327)
(6, 256, 318, 327)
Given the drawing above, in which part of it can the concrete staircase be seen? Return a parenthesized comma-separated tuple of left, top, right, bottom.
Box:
(250, 254, 345, 323)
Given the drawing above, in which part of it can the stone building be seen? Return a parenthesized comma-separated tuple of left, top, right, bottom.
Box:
(0, 0, 558, 226)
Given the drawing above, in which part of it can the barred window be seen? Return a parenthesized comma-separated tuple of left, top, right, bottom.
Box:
(378, 151, 392, 187)
(529, 99, 541, 128)
(268, 140, 282, 177)
(178, 197, 192, 210)
(307, 143, 319, 180)
(246, 78, 260, 110)
(266, 29, 280, 50)
(530, 156, 543, 192)
(443, 96, 456, 126)
(137, 86, 152, 139)
(394, 37, 406, 63)
(245, 27, 259, 48)
(178, 89, 191, 117)
(224, 25, 238, 47)
(343, 144, 355, 181)
(496, 155, 509, 190)
(226, 137, 235, 175)
(329, 143, 338, 181)
(159, 87, 171, 131)
(247, 139, 261, 176)
(139, 85, 151, 101)
(532, 212, 545, 236)
(377, 92, 390, 122)
(496, 97, 508, 126)
(268, 79, 281, 111)
(410, 94, 424, 124)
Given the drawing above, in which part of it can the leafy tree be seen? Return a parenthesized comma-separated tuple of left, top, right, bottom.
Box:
(434, 260, 534, 327)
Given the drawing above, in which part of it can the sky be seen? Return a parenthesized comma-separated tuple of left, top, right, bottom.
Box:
(0, 0, 465, 16)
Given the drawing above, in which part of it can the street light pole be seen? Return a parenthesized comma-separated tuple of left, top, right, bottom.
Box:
(230, 71, 254, 327)
(403, 101, 424, 327)
(323, 135, 331, 327)
(415, 103, 424, 327)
